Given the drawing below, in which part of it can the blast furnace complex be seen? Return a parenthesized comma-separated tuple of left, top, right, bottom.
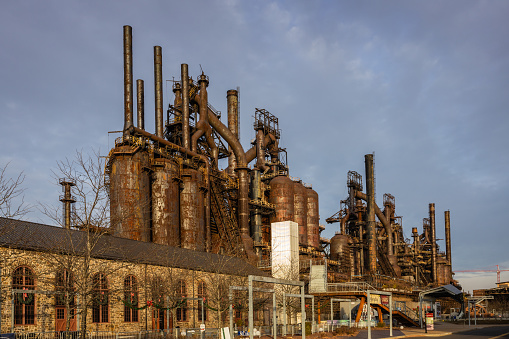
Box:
(106, 26, 458, 291)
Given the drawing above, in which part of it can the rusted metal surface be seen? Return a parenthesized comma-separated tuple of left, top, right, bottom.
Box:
(429, 202, 437, 284)
(306, 186, 320, 249)
(293, 181, 308, 246)
(180, 168, 205, 251)
(123, 25, 133, 135)
(151, 159, 179, 247)
(269, 175, 294, 223)
(364, 154, 377, 275)
(227, 89, 238, 173)
(109, 146, 151, 242)
(136, 79, 144, 129)
(330, 233, 350, 276)
(59, 179, 75, 229)
(445, 210, 451, 266)
(181, 63, 190, 149)
(154, 46, 163, 137)
(250, 169, 262, 246)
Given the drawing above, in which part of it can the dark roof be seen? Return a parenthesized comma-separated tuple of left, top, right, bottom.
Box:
(419, 284, 464, 303)
(0, 217, 265, 277)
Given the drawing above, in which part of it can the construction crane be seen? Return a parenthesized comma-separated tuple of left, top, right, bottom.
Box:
(455, 265, 509, 284)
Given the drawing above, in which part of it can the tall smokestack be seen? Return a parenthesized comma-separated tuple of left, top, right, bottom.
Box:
(227, 89, 239, 173)
(365, 154, 377, 275)
(445, 210, 451, 266)
(154, 46, 163, 138)
(429, 203, 437, 284)
(123, 25, 134, 135)
(181, 64, 190, 149)
(59, 179, 76, 230)
(136, 79, 144, 130)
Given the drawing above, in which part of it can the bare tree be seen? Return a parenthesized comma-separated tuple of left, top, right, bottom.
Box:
(0, 162, 30, 218)
(38, 148, 116, 337)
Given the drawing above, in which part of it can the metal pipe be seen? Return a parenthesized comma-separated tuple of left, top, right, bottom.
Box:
(250, 169, 262, 250)
(181, 64, 190, 149)
(355, 191, 392, 255)
(207, 108, 250, 239)
(365, 154, 377, 275)
(137, 79, 144, 129)
(154, 46, 163, 138)
(445, 210, 451, 266)
(123, 25, 134, 135)
(191, 74, 218, 166)
(256, 129, 269, 171)
(227, 89, 239, 173)
(245, 133, 274, 164)
(430, 203, 437, 284)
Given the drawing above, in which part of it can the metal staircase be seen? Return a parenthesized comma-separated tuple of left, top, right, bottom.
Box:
(209, 175, 245, 258)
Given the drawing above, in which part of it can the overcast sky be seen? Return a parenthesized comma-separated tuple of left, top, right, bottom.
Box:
(1, 0, 508, 294)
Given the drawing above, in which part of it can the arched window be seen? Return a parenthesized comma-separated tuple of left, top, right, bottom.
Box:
(124, 275, 138, 322)
(92, 273, 109, 323)
(13, 266, 35, 325)
(197, 280, 207, 322)
(176, 280, 187, 322)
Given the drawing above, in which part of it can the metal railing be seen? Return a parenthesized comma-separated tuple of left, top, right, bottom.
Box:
(326, 282, 376, 293)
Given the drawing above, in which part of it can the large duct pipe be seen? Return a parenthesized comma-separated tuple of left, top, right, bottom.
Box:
(429, 203, 437, 284)
(181, 64, 190, 149)
(207, 109, 253, 256)
(154, 46, 163, 138)
(191, 74, 219, 165)
(445, 210, 451, 266)
(227, 90, 239, 173)
(136, 79, 144, 129)
(250, 169, 262, 256)
(355, 191, 392, 255)
(256, 129, 269, 171)
(123, 25, 134, 135)
(365, 154, 377, 275)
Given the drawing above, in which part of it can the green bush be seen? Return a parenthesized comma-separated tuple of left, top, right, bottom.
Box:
(305, 322, 312, 335)
(376, 322, 385, 328)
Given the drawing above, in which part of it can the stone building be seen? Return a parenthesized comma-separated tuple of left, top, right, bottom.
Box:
(0, 217, 265, 333)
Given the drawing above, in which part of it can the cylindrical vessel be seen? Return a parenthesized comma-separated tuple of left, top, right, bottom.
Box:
(227, 90, 239, 173)
(250, 169, 262, 244)
(365, 154, 377, 274)
(429, 203, 437, 284)
(152, 159, 180, 246)
(269, 176, 294, 223)
(293, 181, 308, 246)
(445, 210, 451, 266)
(154, 46, 163, 138)
(109, 147, 151, 241)
(181, 64, 190, 149)
(123, 25, 134, 134)
(306, 187, 320, 249)
(180, 168, 205, 251)
(136, 79, 144, 129)
(330, 233, 351, 275)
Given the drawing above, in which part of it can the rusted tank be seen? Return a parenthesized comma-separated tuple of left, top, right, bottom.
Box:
(330, 233, 350, 275)
(306, 186, 320, 249)
(293, 181, 308, 246)
(180, 168, 205, 251)
(436, 258, 447, 285)
(269, 175, 294, 223)
(109, 147, 151, 241)
(151, 159, 180, 246)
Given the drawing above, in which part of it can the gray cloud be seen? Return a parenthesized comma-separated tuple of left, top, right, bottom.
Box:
(1, 0, 507, 293)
